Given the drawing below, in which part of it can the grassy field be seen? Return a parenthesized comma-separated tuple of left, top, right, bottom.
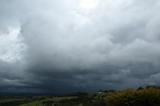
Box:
(0, 92, 106, 106)
(19, 96, 79, 106)
(1, 86, 160, 106)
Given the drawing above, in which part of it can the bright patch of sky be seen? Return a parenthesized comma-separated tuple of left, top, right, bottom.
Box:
(0, 27, 26, 63)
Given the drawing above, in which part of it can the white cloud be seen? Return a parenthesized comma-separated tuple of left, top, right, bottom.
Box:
(0, 0, 160, 93)
(0, 27, 26, 63)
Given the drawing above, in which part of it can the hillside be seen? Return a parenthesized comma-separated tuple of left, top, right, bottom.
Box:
(0, 86, 160, 106)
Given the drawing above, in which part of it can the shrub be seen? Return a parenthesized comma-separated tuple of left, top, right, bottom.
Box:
(104, 87, 160, 106)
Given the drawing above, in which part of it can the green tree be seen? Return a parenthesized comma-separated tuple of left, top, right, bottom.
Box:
(104, 87, 160, 106)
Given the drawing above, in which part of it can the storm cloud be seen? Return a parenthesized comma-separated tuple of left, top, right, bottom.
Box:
(1, 0, 160, 93)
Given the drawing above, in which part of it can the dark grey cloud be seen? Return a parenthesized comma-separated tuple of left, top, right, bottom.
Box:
(0, 0, 160, 93)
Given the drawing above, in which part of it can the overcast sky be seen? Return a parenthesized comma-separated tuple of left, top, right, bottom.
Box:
(0, 0, 160, 94)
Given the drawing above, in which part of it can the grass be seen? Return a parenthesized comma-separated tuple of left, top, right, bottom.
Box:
(19, 96, 78, 106)
(0, 92, 106, 106)
(0, 98, 24, 103)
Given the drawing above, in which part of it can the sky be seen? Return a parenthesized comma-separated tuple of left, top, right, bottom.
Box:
(0, 0, 160, 94)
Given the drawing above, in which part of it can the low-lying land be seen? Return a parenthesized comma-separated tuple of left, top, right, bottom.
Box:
(0, 86, 160, 106)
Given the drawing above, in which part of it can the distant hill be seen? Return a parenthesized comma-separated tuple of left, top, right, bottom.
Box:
(0, 86, 160, 106)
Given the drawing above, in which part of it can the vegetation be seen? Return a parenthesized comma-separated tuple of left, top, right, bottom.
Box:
(0, 86, 160, 106)
(105, 86, 160, 106)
